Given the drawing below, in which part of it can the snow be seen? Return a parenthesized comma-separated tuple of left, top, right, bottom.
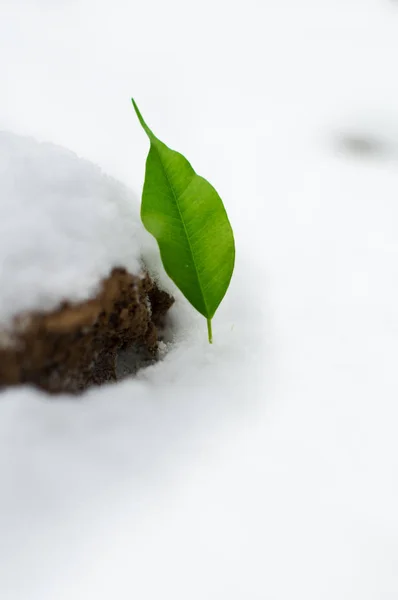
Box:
(2, 0, 398, 598)
(0, 131, 144, 328)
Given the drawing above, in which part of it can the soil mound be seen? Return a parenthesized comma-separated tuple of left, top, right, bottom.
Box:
(0, 268, 173, 394)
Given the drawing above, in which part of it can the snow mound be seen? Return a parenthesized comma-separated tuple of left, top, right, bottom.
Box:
(0, 131, 144, 327)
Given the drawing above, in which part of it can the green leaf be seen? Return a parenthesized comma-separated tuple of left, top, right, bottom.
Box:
(132, 99, 235, 343)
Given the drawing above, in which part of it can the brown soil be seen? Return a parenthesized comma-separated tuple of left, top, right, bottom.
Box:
(0, 268, 174, 394)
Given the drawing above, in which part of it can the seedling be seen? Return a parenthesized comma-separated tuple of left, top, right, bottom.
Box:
(132, 99, 235, 343)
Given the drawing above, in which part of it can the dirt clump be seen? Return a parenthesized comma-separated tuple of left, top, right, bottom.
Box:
(0, 268, 173, 394)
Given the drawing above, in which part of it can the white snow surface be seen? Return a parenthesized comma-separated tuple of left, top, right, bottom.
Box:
(2, 0, 398, 599)
(0, 131, 144, 327)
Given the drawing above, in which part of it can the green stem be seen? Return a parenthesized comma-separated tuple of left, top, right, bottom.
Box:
(207, 318, 213, 344)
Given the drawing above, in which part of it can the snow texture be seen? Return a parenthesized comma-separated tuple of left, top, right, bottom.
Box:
(1, 0, 398, 599)
(0, 131, 145, 328)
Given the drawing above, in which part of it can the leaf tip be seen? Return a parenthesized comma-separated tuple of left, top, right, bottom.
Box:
(131, 97, 153, 140)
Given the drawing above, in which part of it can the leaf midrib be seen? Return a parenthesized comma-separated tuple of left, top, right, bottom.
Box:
(152, 142, 209, 317)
